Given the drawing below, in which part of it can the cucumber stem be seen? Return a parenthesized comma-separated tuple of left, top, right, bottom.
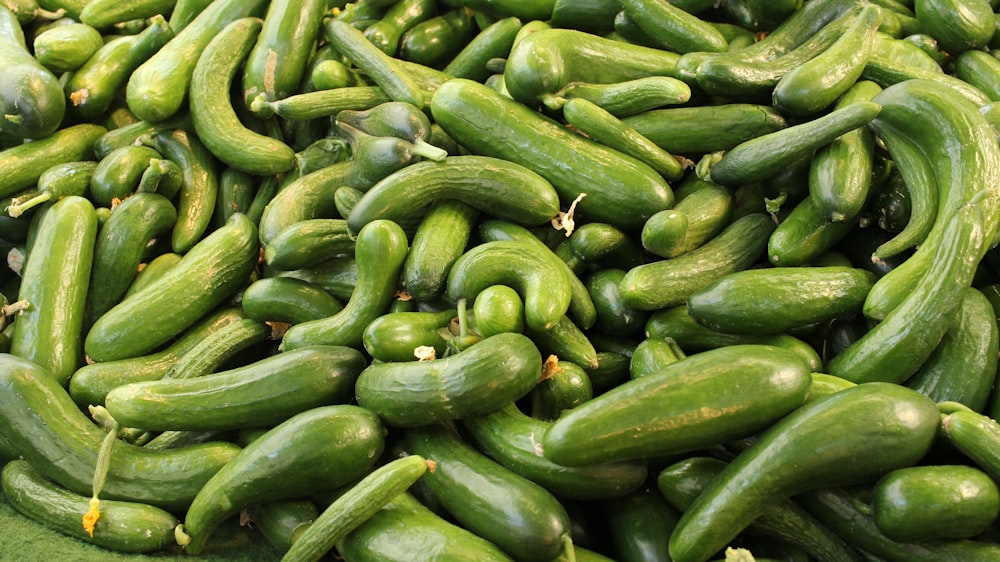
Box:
(410, 138, 448, 161)
(6, 192, 52, 218)
(83, 416, 121, 537)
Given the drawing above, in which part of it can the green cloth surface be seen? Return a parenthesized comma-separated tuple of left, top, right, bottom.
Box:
(0, 459, 282, 561)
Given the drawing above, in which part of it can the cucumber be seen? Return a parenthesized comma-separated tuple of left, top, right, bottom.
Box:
(89, 145, 163, 208)
(346, 155, 561, 235)
(542, 345, 812, 466)
(915, 0, 994, 53)
(78, 0, 177, 28)
(264, 219, 355, 271)
(622, 104, 787, 156)
(430, 78, 673, 232)
(281, 454, 430, 562)
(905, 286, 999, 412)
(10, 195, 96, 385)
(405, 424, 573, 561)
(279, 219, 408, 351)
(620, 213, 774, 311)
(463, 403, 649, 501)
(356, 332, 542, 427)
(686, 266, 876, 335)
(0, 123, 107, 199)
(2, 460, 180, 553)
(190, 16, 295, 175)
(872, 465, 1000, 542)
(0, 4, 65, 141)
(103, 345, 366, 431)
(619, 0, 728, 54)
(125, 0, 268, 123)
(402, 200, 479, 302)
(85, 213, 259, 362)
(181, 404, 386, 554)
(31, 21, 102, 72)
(0, 353, 241, 513)
(361, 308, 455, 363)
(668, 382, 941, 562)
(242, 0, 327, 107)
(335, 492, 514, 562)
(446, 239, 572, 332)
(241, 277, 345, 325)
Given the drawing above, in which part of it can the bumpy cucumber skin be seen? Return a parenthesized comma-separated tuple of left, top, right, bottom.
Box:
(2, 460, 180, 553)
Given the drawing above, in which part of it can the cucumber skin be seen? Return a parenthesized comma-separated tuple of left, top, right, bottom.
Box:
(2, 460, 180, 554)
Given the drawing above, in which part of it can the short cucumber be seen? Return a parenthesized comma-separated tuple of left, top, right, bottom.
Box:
(32, 21, 103, 72)
(622, 104, 787, 156)
(620, 213, 774, 311)
(181, 404, 386, 554)
(401, 199, 479, 302)
(2, 460, 180, 553)
(462, 403, 649, 501)
(431, 78, 673, 232)
(0, 5, 65, 141)
(872, 465, 1000, 542)
(241, 277, 345, 325)
(279, 219, 408, 351)
(356, 332, 542, 427)
(103, 345, 366, 431)
(335, 492, 514, 561)
(542, 345, 812, 466)
(281, 454, 430, 562)
(686, 266, 876, 335)
(405, 424, 573, 562)
(10, 195, 97, 385)
(84, 213, 259, 362)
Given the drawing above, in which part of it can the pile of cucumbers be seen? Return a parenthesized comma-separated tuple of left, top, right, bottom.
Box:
(7, 0, 1000, 559)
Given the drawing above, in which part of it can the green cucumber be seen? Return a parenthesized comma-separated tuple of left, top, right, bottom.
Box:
(0, 4, 65, 141)
(346, 155, 560, 235)
(264, 219, 355, 271)
(190, 17, 295, 175)
(31, 21, 102, 72)
(941, 410, 1000, 482)
(768, 195, 858, 266)
(399, 8, 477, 67)
(686, 266, 876, 335)
(622, 104, 787, 156)
(471, 285, 524, 338)
(363, 0, 435, 56)
(405, 424, 573, 561)
(0, 352, 241, 513)
(542, 345, 812, 466)
(2, 460, 180, 553)
(335, 492, 514, 561)
(258, 160, 353, 246)
(620, 212, 774, 311)
(84, 192, 177, 328)
(431, 78, 673, 232)
(531, 360, 593, 420)
(446, 239, 572, 332)
(78, 0, 176, 28)
(441, 15, 521, 82)
(68, 306, 247, 408)
(10, 195, 96, 385)
(138, 127, 219, 253)
(657, 456, 864, 562)
(619, 0, 728, 54)
(827, 200, 986, 385)
(89, 145, 163, 208)
(356, 332, 541, 427)
(808, 80, 882, 223)
(85, 213, 259, 362)
(104, 345, 365, 431)
(242, 0, 327, 107)
(281, 454, 430, 562)
(462, 403, 648, 501)
(8, 160, 95, 219)
(905, 286, 998, 412)
(668, 382, 940, 562)
(641, 177, 733, 259)
(402, 200, 479, 302)
(872, 465, 1000, 542)
(585, 268, 648, 338)
(181, 404, 386, 554)
(0, 123, 106, 199)
(709, 101, 882, 187)
(361, 308, 455, 363)
(502, 28, 681, 108)
(280, 219, 408, 351)
(241, 277, 345, 325)
(324, 17, 425, 108)
(915, 0, 994, 53)
(771, 5, 882, 116)
(125, 0, 267, 123)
